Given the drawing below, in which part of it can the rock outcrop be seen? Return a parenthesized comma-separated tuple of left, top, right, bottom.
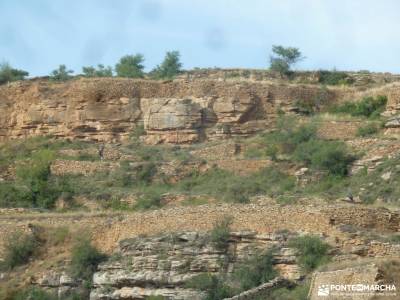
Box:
(32, 271, 81, 298)
(4, 77, 400, 144)
(90, 231, 302, 300)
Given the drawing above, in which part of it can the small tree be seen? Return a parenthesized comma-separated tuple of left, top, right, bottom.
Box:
(233, 250, 277, 291)
(115, 54, 145, 78)
(151, 50, 182, 79)
(2, 231, 39, 270)
(293, 140, 354, 176)
(16, 149, 63, 208)
(50, 65, 73, 81)
(70, 235, 107, 281)
(270, 45, 303, 76)
(289, 235, 330, 271)
(210, 215, 233, 251)
(0, 62, 29, 84)
(82, 64, 113, 77)
(185, 273, 233, 300)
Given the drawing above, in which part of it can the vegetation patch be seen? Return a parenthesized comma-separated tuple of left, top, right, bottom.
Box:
(49, 65, 74, 81)
(185, 273, 233, 300)
(293, 140, 355, 176)
(70, 235, 107, 282)
(178, 166, 295, 203)
(134, 190, 164, 210)
(1, 287, 57, 300)
(356, 122, 381, 137)
(295, 86, 330, 115)
(210, 216, 233, 251)
(329, 95, 387, 118)
(289, 235, 330, 272)
(317, 70, 353, 85)
(266, 283, 310, 300)
(1, 231, 40, 270)
(232, 249, 277, 291)
(0, 62, 29, 85)
(185, 249, 278, 300)
(347, 155, 400, 204)
(252, 117, 355, 177)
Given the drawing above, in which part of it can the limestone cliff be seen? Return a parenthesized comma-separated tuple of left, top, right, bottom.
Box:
(90, 231, 300, 299)
(3, 77, 399, 144)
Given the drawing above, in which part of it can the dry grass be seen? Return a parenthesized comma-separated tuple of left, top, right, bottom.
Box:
(318, 257, 382, 272)
(311, 113, 362, 122)
(0, 211, 122, 220)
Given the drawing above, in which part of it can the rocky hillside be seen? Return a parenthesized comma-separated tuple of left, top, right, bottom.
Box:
(1, 72, 400, 299)
(1, 76, 400, 144)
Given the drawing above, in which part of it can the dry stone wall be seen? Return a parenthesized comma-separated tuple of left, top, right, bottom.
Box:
(1, 203, 399, 257)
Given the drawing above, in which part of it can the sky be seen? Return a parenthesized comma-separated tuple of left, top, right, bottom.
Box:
(1, 0, 400, 76)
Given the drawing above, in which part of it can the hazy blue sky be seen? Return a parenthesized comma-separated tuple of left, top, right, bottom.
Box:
(1, 0, 400, 76)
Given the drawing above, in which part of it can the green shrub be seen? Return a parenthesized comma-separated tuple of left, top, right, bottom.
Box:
(210, 216, 232, 251)
(267, 119, 317, 154)
(2, 231, 39, 270)
(0, 62, 29, 85)
(233, 250, 277, 291)
(329, 95, 387, 118)
(318, 70, 353, 85)
(135, 146, 163, 161)
(115, 54, 145, 78)
(295, 98, 318, 115)
(185, 273, 233, 300)
(50, 226, 70, 246)
(102, 197, 132, 211)
(260, 117, 355, 177)
(289, 235, 330, 272)
(223, 180, 254, 203)
(82, 64, 113, 77)
(356, 123, 380, 137)
(302, 175, 346, 199)
(0, 136, 76, 165)
(0, 182, 34, 208)
(265, 145, 279, 160)
(244, 147, 265, 159)
(136, 163, 157, 184)
(70, 235, 107, 281)
(270, 58, 290, 76)
(134, 190, 163, 210)
(388, 234, 400, 244)
(293, 140, 354, 176)
(226, 167, 295, 202)
(150, 51, 182, 79)
(0, 138, 76, 209)
(49, 65, 74, 81)
(9, 287, 56, 300)
(268, 283, 310, 300)
(178, 166, 295, 203)
(15, 149, 69, 208)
